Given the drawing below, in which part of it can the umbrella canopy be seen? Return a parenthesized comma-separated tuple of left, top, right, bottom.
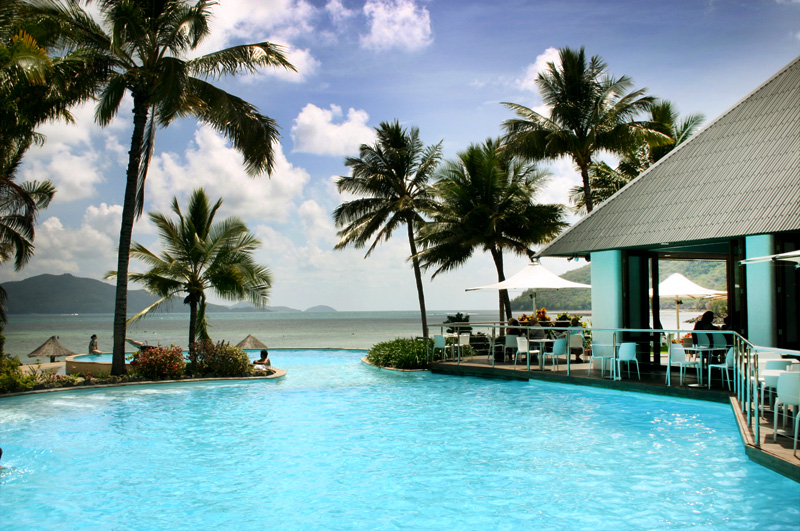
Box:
(27, 336, 77, 363)
(235, 334, 268, 350)
(467, 260, 590, 312)
(652, 273, 726, 331)
(740, 249, 800, 267)
(654, 273, 726, 299)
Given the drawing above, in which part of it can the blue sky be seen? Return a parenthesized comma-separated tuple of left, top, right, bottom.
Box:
(4, 0, 799, 312)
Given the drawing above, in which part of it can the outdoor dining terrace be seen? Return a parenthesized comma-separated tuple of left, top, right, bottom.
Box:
(426, 321, 800, 482)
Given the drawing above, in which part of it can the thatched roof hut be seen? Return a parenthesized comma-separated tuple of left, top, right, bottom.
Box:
(27, 336, 77, 363)
(235, 334, 268, 350)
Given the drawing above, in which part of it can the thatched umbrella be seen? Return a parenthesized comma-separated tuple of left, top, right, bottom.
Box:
(235, 334, 268, 350)
(27, 336, 77, 363)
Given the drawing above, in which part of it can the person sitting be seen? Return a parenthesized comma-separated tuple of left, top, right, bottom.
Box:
(692, 311, 717, 344)
(529, 318, 546, 340)
(506, 318, 522, 336)
(253, 349, 271, 367)
(88, 334, 101, 354)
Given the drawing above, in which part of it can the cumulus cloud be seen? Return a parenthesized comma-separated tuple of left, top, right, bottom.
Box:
(326, 0, 357, 25)
(298, 200, 337, 244)
(146, 126, 309, 222)
(8, 204, 124, 280)
(361, 0, 433, 52)
(516, 47, 560, 92)
(291, 104, 375, 155)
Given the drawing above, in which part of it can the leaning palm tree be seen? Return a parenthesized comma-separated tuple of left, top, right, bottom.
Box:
(417, 138, 567, 320)
(568, 99, 705, 213)
(502, 46, 669, 213)
(333, 120, 442, 339)
(109, 188, 271, 351)
(27, 0, 295, 374)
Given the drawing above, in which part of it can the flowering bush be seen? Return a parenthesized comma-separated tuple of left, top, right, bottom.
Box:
(191, 340, 251, 377)
(129, 345, 186, 380)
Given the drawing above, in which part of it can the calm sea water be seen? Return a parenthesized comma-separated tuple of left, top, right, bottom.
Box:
(4, 310, 701, 360)
(1, 349, 797, 530)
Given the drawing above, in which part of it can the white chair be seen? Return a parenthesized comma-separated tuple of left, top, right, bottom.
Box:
(541, 337, 568, 370)
(666, 344, 701, 386)
(772, 372, 800, 456)
(617, 342, 640, 380)
(569, 333, 585, 361)
(707, 347, 734, 390)
(503, 335, 518, 361)
(760, 359, 793, 408)
(432, 335, 446, 361)
(454, 333, 470, 360)
(514, 336, 539, 367)
(589, 344, 615, 378)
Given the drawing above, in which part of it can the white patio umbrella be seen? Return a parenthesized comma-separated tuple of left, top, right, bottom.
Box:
(652, 273, 726, 330)
(466, 260, 591, 313)
(739, 249, 800, 267)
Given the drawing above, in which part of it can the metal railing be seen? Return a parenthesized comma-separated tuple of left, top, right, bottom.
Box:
(427, 321, 800, 448)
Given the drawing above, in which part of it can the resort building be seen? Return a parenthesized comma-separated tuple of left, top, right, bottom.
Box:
(537, 54, 800, 355)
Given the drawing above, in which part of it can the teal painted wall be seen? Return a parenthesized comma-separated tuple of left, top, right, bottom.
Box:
(745, 234, 776, 347)
(590, 251, 623, 345)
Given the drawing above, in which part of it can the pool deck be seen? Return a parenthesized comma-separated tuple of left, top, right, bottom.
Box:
(431, 355, 800, 483)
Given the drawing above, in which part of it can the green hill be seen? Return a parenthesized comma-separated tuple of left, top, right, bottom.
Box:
(509, 260, 726, 312)
(1, 274, 279, 315)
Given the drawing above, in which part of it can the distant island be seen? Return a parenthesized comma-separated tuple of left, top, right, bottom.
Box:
(1, 274, 337, 315)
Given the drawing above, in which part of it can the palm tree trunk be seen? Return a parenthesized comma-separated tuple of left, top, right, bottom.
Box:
(111, 95, 149, 375)
(581, 163, 594, 213)
(188, 299, 197, 350)
(490, 248, 511, 321)
(407, 222, 429, 339)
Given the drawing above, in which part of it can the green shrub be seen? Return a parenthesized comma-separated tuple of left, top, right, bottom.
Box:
(191, 340, 251, 377)
(367, 338, 430, 370)
(0, 353, 35, 393)
(129, 345, 186, 380)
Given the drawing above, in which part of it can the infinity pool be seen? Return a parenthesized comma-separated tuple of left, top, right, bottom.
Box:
(1, 349, 798, 530)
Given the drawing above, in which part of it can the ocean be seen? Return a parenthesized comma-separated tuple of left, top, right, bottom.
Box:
(3, 309, 702, 359)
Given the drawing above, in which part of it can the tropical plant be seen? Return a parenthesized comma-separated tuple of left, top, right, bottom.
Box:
(367, 337, 430, 370)
(333, 120, 442, 339)
(0, 0, 100, 322)
(110, 188, 271, 351)
(190, 339, 251, 377)
(26, 0, 295, 375)
(417, 138, 566, 320)
(568, 100, 705, 212)
(502, 46, 670, 213)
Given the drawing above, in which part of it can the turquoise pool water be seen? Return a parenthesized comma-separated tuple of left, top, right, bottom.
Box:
(1, 349, 798, 530)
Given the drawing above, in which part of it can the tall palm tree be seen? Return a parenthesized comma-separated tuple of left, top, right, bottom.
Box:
(417, 138, 567, 320)
(333, 120, 442, 339)
(28, 0, 295, 374)
(109, 188, 271, 351)
(568, 100, 705, 213)
(502, 46, 669, 213)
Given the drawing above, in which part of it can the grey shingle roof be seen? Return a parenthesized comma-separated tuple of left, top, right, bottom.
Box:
(539, 55, 800, 257)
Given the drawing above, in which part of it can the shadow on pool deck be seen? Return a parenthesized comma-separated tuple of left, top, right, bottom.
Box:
(430, 355, 800, 483)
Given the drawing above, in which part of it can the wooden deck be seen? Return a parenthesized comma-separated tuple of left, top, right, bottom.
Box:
(430, 354, 800, 482)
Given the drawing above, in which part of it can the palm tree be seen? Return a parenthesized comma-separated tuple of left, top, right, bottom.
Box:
(568, 100, 705, 213)
(109, 188, 271, 351)
(502, 46, 669, 213)
(28, 0, 295, 374)
(417, 138, 567, 320)
(333, 120, 442, 339)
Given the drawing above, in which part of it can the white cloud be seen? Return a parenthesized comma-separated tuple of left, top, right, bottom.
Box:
(146, 126, 309, 222)
(10, 205, 123, 280)
(298, 200, 337, 244)
(516, 47, 560, 92)
(291, 103, 375, 155)
(361, 0, 433, 52)
(326, 0, 357, 25)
